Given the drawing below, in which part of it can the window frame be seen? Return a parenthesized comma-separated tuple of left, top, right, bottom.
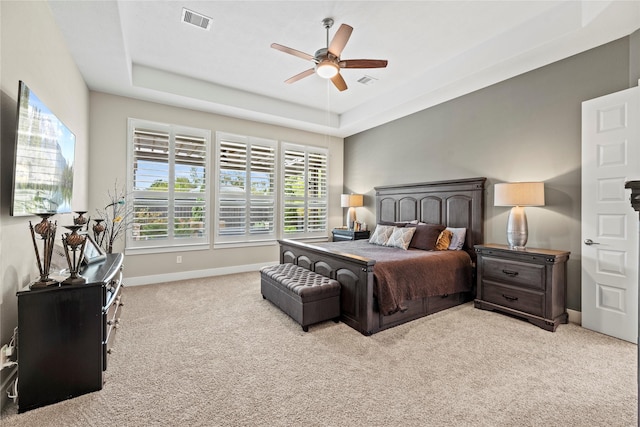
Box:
(126, 118, 211, 254)
(214, 132, 278, 247)
(281, 142, 329, 240)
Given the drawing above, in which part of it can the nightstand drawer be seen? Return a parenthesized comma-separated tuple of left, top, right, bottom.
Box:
(482, 280, 544, 317)
(482, 257, 545, 290)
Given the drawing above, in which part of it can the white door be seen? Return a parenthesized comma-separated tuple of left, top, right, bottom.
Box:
(582, 86, 639, 343)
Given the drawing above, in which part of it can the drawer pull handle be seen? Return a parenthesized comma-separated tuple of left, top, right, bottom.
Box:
(502, 269, 519, 277)
(502, 294, 519, 302)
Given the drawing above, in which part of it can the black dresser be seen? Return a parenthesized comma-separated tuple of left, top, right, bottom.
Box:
(16, 253, 124, 412)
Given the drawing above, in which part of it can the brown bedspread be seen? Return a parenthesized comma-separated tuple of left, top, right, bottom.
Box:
(313, 240, 473, 315)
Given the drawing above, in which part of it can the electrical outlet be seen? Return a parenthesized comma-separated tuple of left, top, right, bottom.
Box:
(176, 255, 182, 264)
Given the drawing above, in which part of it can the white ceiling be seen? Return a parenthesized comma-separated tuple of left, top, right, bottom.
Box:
(48, 1, 640, 138)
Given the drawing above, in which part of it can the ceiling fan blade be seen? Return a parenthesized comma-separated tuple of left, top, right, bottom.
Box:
(285, 68, 315, 84)
(330, 73, 348, 92)
(339, 59, 388, 69)
(328, 24, 353, 57)
(271, 43, 314, 62)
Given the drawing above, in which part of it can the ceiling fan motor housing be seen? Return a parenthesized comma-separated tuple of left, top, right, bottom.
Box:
(314, 48, 338, 63)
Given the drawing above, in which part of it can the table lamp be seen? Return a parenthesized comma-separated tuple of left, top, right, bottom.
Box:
(341, 194, 364, 230)
(494, 182, 545, 249)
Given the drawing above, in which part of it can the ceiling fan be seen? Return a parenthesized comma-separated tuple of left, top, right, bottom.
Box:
(271, 18, 388, 92)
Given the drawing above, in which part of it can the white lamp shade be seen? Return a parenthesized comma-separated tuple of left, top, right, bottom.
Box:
(341, 194, 364, 208)
(494, 182, 545, 207)
(341, 194, 363, 230)
(316, 61, 339, 78)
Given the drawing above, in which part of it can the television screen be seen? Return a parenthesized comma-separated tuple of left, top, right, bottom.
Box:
(11, 81, 75, 216)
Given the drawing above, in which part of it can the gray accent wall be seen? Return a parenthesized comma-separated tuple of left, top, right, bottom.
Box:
(344, 36, 635, 311)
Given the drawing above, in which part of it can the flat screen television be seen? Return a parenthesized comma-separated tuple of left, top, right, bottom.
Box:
(11, 81, 75, 216)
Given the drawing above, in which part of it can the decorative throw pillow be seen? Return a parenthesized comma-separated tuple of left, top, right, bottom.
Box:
(385, 226, 416, 250)
(446, 227, 467, 250)
(369, 224, 394, 245)
(435, 229, 453, 251)
(407, 223, 446, 251)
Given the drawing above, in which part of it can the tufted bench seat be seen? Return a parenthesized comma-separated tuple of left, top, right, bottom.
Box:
(260, 263, 340, 332)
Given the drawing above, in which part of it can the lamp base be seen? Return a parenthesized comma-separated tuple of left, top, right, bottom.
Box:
(346, 207, 357, 230)
(508, 245, 528, 251)
(506, 206, 528, 249)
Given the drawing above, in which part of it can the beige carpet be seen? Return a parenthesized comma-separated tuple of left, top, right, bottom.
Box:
(1, 272, 637, 426)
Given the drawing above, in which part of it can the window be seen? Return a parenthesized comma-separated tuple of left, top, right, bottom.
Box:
(215, 132, 276, 244)
(127, 119, 210, 252)
(282, 143, 328, 238)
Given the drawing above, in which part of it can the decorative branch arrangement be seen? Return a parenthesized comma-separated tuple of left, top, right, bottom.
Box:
(93, 182, 134, 253)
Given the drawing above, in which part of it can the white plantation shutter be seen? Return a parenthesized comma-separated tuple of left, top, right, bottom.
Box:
(131, 128, 170, 241)
(282, 143, 328, 238)
(307, 151, 328, 232)
(216, 132, 276, 244)
(127, 119, 210, 251)
(250, 144, 276, 235)
(283, 148, 305, 233)
(174, 133, 207, 239)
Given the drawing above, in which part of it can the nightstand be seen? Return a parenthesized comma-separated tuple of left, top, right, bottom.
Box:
(332, 228, 370, 242)
(474, 244, 570, 331)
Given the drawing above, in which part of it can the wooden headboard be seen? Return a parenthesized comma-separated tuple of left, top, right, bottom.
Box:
(375, 177, 486, 250)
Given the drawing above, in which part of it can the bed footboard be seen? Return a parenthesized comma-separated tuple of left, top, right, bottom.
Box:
(278, 239, 377, 335)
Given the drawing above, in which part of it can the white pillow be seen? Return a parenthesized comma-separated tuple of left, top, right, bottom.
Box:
(446, 227, 466, 250)
(385, 226, 416, 250)
(369, 225, 394, 246)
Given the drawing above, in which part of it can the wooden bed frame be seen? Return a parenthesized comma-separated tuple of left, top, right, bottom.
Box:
(278, 177, 486, 335)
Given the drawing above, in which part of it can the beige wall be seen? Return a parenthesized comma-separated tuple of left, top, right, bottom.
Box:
(89, 92, 344, 282)
(0, 0, 90, 406)
(344, 36, 634, 311)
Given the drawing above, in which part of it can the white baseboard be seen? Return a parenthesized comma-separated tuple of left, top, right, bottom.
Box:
(124, 261, 278, 287)
(0, 365, 17, 413)
(567, 308, 581, 325)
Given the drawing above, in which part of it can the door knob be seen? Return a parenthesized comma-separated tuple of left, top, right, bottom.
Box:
(584, 239, 600, 246)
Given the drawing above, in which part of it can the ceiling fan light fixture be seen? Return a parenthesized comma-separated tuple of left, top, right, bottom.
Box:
(316, 60, 339, 79)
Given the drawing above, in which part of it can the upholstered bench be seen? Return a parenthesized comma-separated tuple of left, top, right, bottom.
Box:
(260, 263, 341, 332)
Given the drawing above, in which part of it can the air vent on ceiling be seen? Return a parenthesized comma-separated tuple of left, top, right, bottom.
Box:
(357, 75, 378, 86)
(182, 8, 212, 31)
